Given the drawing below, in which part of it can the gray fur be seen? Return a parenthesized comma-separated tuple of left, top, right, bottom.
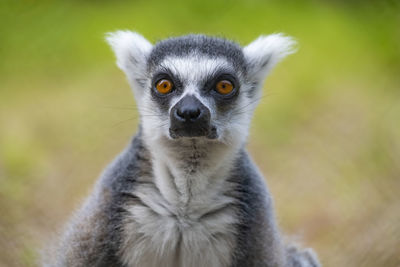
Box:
(148, 35, 247, 74)
(44, 32, 320, 267)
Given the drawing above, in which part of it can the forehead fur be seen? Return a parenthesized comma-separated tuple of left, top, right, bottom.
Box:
(147, 35, 246, 73)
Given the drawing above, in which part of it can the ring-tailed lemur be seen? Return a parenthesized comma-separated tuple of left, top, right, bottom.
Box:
(44, 31, 320, 267)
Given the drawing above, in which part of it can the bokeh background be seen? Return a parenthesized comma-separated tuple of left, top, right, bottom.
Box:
(1, 0, 399, 266)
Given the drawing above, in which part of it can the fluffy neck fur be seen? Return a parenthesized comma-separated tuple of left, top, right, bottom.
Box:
(143, 133, 242, 215)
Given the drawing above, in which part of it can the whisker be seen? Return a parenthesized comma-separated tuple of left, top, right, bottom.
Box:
(231, 95, 267, 114)
(110, 117, 139, 128)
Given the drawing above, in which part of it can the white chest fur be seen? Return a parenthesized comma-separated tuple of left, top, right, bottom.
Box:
(119, 181, 238, 267)
(118, 137, 241, 267)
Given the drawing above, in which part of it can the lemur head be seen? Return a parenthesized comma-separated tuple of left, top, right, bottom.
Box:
(107, 31, 295, 147)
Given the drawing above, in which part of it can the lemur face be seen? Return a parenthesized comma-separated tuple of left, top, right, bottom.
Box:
(143, 43, 248, 140)
(107, 32, 295, 145)
(148, 56, 243, 140)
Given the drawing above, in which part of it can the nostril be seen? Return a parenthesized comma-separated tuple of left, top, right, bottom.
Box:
(188, 109, 201, 120)
(176, 108, 185, 119)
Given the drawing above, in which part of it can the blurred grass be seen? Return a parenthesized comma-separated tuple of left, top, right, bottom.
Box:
(1, 0, 400, 266)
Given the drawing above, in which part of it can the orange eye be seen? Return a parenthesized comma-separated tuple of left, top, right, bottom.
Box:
(156, 79, 173, 94)
(215, 80, 234, 95)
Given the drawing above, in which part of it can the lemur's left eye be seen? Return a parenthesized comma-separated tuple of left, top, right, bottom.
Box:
(215, 80, 234, 95)
(156, 79, 174, 94)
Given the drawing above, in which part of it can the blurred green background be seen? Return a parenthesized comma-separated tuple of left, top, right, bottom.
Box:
(1, 0, 399, 266)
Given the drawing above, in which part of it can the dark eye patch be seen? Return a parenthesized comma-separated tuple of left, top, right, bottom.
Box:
(151, 68, 183, 90)
(201, 69, 239, 99)
(150, 69, 184, 111)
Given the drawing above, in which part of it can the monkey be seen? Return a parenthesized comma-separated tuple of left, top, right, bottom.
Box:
(43, 31, 320, 267)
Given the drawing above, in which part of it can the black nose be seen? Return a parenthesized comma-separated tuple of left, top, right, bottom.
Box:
(173, 95, 208, 123)
(170, 95, 212, 138)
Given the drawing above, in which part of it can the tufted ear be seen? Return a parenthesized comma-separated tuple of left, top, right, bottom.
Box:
(243, 34, 296, 84)
(106, 31, 153, 93)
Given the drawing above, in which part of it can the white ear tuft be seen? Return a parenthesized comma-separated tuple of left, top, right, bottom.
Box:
(244, 34, 296, 83)
(106, 31, 153, 90)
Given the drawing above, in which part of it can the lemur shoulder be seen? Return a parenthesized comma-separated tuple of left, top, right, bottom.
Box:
(44, 32, 321, 267)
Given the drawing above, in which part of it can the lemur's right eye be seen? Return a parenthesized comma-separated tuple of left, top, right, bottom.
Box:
(155, 79, 174, 94)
